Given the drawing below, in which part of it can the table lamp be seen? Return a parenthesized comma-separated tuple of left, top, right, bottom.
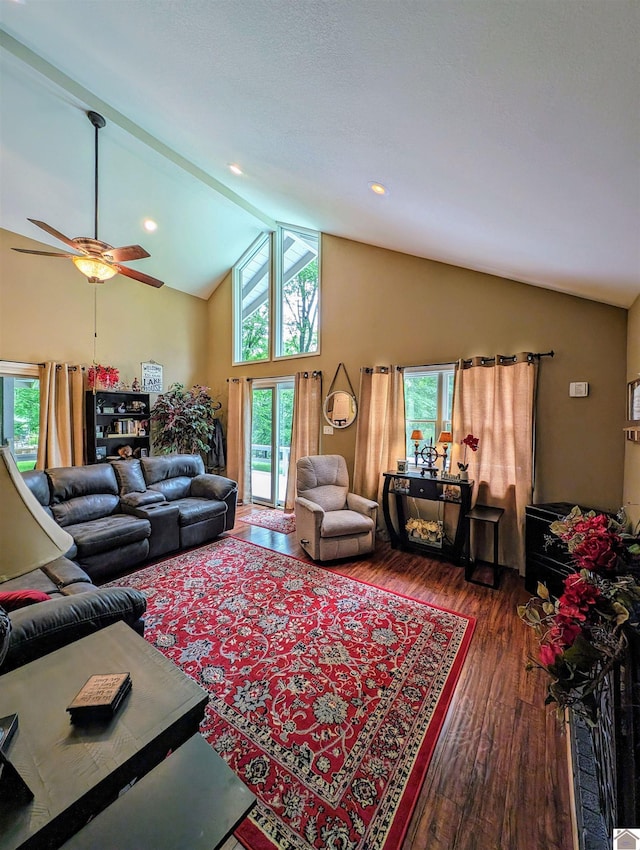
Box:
(0, 445, 74, 583)
(437, 430, 453, 472)
(410, 430, 423, 466)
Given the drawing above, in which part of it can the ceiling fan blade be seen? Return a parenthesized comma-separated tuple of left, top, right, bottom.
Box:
(27, 219, 89, 253)
(104, 245, 151, 263)
(114, 263, 164, 288)
(11, 248, 78, 258)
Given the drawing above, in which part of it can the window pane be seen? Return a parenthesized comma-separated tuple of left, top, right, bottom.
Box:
(403, 369, 454, 462)
(235, 236, 270, 363)
(0, 376, 40, 470)
(277, 226, 319, 357)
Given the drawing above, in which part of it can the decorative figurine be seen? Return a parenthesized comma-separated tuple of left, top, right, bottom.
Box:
(131, 377, 141, 392)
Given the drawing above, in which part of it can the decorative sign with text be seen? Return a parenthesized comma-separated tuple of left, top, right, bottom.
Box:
(141, 361, 163, 393)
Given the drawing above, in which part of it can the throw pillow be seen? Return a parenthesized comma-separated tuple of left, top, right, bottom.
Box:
(0, 590, 50, 612)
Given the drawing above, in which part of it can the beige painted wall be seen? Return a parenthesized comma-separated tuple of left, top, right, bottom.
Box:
(0, 228, 209, 391)
(208, 234, 628, 513)
(624, 294, 640, 529)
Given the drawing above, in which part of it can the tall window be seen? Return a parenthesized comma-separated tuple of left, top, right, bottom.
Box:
(233, 225, 321, 363)
(275, 225, 320, 359)
(233, 234, 271, 364)
(0, 362, 40, 471)
(404, 366, 454, 458)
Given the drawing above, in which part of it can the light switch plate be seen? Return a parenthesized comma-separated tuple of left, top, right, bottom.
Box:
(323, 425, 334, 435)
(569, 382, 589, 397)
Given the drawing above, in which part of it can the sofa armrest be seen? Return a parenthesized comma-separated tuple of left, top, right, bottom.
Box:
(347, 493, 379, 520)
(2, 588, 147, 674)
(190, 474, 237, 501)
(191, 474, 238, 530)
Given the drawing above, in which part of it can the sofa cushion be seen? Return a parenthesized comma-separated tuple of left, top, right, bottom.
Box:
(171, 497, 227, 527)
(0, 590, 51, 611)
(321, 510, 374, 539)
(148, 477, 192, 501)
(49, 465, 121, 527)
(110, 459, 147, 495)
(66, 515, 150, 558)
(22, 469, 54, 518)
(141, 454, 205, 486)
(52, 493, 121, 527)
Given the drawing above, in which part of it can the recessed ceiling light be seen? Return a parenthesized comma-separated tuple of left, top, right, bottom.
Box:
(143, 219, 158, 233)
(228, 163, 243, 176)
(369, 182, 388, 195)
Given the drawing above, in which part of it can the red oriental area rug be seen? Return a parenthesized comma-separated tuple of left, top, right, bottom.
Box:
(241, 509, 297, 535)
(108, 538, 475, 850)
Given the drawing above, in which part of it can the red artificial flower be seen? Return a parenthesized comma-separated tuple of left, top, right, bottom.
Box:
(539, 642, 563, 666)
(572, 530, 621, 572)
(462, 434, 479, 452)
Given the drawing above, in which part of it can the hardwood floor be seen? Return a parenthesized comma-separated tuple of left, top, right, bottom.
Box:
(224, 505, 574, 850)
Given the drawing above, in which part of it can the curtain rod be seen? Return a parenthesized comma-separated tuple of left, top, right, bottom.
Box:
(0, 358, 45, 367)
(459, 350, 555, 367)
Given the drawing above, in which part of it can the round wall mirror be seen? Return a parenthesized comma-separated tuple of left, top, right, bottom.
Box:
(323, 391, 357, 429)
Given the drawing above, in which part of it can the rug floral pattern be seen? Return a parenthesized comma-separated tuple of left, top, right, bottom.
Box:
(108, 538, 474, 850)
(241, 510, 297, 535)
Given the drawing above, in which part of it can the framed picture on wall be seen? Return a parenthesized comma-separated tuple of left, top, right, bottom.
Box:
(141, 361, 163, 393)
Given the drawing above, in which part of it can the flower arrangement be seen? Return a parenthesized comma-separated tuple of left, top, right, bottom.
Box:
(405, 517, 443, 544)
(518, 506, 640, 722)
(457, 433, 479, 472)
(87, 364, 119, 390)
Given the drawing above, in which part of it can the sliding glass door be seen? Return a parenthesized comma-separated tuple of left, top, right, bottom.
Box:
(251, 379, 294, 506)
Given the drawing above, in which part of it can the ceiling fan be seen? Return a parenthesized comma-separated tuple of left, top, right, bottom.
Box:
(12, 110, 164, 288)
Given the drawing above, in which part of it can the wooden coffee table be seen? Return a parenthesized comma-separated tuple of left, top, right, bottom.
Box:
(0, 622, 208, 850)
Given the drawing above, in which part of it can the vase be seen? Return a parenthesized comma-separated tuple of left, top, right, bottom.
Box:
(459, 470, 469, 481)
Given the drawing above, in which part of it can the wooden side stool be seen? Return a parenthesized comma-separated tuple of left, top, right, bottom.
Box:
(465, 504, 505, 589)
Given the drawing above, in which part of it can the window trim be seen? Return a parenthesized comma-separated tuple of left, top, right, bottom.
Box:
(403, 364, 455, 461)
(273, 223, 321, 362)
(232, 232, 273, 366)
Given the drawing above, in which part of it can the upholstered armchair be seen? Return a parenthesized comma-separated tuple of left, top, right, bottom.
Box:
(295, 455, 378, 562)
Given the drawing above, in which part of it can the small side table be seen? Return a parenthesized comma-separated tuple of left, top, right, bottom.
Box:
(465, 505, 504, 589)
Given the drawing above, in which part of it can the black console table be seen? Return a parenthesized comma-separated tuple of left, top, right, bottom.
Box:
(382, 471, 474, 565)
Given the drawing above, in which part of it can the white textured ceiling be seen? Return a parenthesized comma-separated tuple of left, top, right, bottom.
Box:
(1, 0, 638, 306)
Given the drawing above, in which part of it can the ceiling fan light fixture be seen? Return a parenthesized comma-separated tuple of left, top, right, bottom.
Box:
(72, 255, 117, 282)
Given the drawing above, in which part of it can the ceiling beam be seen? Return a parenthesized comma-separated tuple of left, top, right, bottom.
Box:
(0, 29, 276, 231)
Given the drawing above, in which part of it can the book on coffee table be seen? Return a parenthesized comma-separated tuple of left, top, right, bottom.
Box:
(67, 672, 132, 722)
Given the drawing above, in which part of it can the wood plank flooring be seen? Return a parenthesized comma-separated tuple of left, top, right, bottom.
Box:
(220, 505, 574, 850)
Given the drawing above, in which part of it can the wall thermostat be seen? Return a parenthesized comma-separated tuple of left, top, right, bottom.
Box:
(569, 382, 589, 397)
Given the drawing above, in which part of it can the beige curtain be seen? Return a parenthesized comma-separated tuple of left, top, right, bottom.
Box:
(37, 362, 85, 469)
(226, 378, 252, 504)
(353, 366, 405, 508)
(451, 354, 538, 575)
(285, 371, 322, 510)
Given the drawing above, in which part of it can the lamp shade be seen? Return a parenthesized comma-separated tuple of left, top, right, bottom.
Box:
(410, 430, 424, 441)
(0, 446, 74, 582)
(438, 431, 453, 444)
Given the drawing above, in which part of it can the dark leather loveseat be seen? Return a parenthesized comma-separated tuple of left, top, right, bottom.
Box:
(22, 454, 237, 584)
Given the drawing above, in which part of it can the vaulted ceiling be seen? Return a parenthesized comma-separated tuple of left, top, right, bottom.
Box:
(1, 1, 638, 306)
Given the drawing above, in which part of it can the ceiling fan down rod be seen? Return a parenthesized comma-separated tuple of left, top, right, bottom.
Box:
(87, 110, 105, 241)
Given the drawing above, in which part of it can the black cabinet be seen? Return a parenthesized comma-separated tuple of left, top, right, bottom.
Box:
(524, 502, 612, 595)
(86, 390, 151, 464)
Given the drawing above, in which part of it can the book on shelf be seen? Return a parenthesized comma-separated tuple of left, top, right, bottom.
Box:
(67, 672, 132, 722)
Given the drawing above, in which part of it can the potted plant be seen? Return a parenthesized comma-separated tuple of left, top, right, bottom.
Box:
(150, 383, 220, 455)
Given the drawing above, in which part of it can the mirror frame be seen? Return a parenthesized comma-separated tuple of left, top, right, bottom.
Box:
(323, 390, 357, 429)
